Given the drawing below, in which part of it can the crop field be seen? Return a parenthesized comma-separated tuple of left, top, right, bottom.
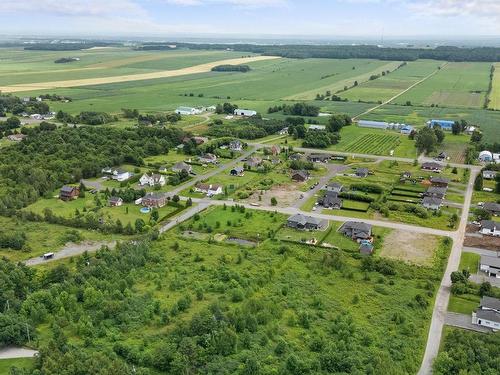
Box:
(488, 62, 500, 109)
(343, 133, 401, 155)
(395, 62, 492, 108)
(341, 60, 442, 103)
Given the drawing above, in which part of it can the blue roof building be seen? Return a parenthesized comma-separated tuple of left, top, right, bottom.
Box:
(428, 119, 455, 130)
(400, 125, 413, 135)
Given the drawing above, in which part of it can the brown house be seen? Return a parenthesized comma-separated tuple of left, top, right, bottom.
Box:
(142, 192, 167, 208)
(60, 185, 80, 201)
(291, 170, 309, 182)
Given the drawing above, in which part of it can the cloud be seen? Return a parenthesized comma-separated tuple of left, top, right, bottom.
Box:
(408, 0, 500, 19)
(163, 0, 288, 8)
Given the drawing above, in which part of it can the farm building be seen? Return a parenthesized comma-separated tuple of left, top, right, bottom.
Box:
(483, 202, 500, 216)
(479, 256, 500, 278)
(357, 120, 389, 129)
(287, 214, 328, 231)
(59, 185, 80, 201)
(472, 296, 500, 330)
(400, 125, 413, 135)
(483, 170, 497, 180)
(234, 109, 257, 117)
(480, 220, 500, 236)
(176, 107, 201, 115)
(7, 134, 27, 141)
(427, 119, 455, 131)
(479, 151, 493, 162)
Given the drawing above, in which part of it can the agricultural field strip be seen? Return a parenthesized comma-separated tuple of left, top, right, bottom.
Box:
(353, 62, 448, 120)
(488, 62, 500, 110)
(344, 134, 400, 154)
(0, 55, 281, 93)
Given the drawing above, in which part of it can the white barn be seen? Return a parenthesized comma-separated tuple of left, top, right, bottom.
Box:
(357, 120, 389, 130)
(176, 107, 201, 115)
(234, 109, 257, 117)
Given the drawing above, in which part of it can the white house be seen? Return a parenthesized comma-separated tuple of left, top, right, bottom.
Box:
(234, 109, 257, 117)
(176, 107, 201, 115)
(483, 170, 497, 180)
(479, 255, 500, 278)
(472, 296, 500, 330)
(194, 183, 223, 196)
(102, 167, 132, 182)
(139, 173, 166, 187)
(480, 220, 500, 236)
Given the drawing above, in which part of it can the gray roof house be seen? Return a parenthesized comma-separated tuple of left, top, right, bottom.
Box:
(307, 154, 330, 163)
(339, 221, 372, 240)
(245, 156, 263, 168)
(483, 170, 497, 180)
(422, 162, 443, 172)
(287, 214, 328, 231)
(291, 170, 309, 182)
(422, 196, 442, 210)
(172, 162, 192, 174)
(480, 220, 500, 236)
(326, 182, 343, 193)
(355, 168, 369, 178)
(430, 176, 450, 187)
(479, 255, 500, 277)
(230, 166, 245, 176)
(483, 202, 500, 216)
(472, 296, 500, 329)
(319, 191, 342, 209)
(425, 186, 447, 199)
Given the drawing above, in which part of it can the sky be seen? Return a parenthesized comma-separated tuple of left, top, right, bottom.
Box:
(0, 0, 499, 39)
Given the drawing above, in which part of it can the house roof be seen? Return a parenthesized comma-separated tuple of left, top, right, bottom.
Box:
(340, 221, 372, 233)
(422, 162, 443, 169)
(308, 153, 330, 160)
(322, 191, 342, 207)
(172, 162, 191, 170)
(115, 168, 128, 174)
(287, 213, 325, 226)
(231, 166, 244, 173)
(483, 202, 500, 213)
(60, 185, 76, 193)
(200, 153, 216, 160)
(480, 296, 500, 310)
(475, 309, 500, 324)
(109, 196, 122, 203)
(483, 170, 497, 176)
(480, 255, 500, 269)
(430, 176, 450, 184)
(292, 170, 309, 179)
(177, 106, 195, 111)
(327, 182, 343, 189)
(356, 168, 369, 175)
(422, 196, 442, 206)
(481, 220, 498, 230)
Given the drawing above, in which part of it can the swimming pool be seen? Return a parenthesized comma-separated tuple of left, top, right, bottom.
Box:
(140, 207, 151, 214)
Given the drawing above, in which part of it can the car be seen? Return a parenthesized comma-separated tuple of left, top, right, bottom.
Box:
(250, 202, 260, 207)
(472, 221, 481, 226)
(477, 202, 484, 207)
(312, 207, 317, 211)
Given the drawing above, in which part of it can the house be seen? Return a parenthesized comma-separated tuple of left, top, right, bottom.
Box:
(425, 186, 447, 199)
(108, 196, 123, 207)
(479, 256, 500, 278)
(287, 214, 328, 231)
(234, 109, 257, 117)
(307, 154, 330, 163)
(289, 153, 303, 161)
(230, 166, 245, 177)
(229, 140, 243, 152)
(175, 107, 200, 115)
(483, 170, 497, 180)
(172, 162, 192, 174)
(199, 153, 217, 164)
(479, 151, 493, 163)
(359, 242, 374, 255)
(194, 183, 223, 196)
(270, 145, 281, 156)
(465, 126, 476, 135)
(400, 125, 413, 135)
(7, 134, 27, 142)
(59, 185, 80, 201)
(142, 192, 167, 208)
(245, 156, 262, 168)
(308, 124, 326, 131)
(472, 296, 500, 330)
(318, 191, 342, 209)
(421, 162, 443, 172)
(326, 182, 343, 193)
(427, 119, 455, 131)
(480, 220, 500, 236)
(103, 168, 132, 182)
(159, 166, 168, 173)
(422, 196, 442, 210)
(483, 202, 500, 216)
(355, 168, 369, 178)
(357, 120, 389, 129)
(401, 171, 412, 179)
(291, 170, 309, 182)
(339, 221, 372, 241)
(29, 114, 43, 120)
(139, 173, 166, 187)
(279, 127, 289, 135)
(430, 176, 450, 187)
(436, 151, 448, 160)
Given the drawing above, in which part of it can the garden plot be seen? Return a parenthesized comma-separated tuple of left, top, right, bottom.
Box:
(344, 133, 401, 155)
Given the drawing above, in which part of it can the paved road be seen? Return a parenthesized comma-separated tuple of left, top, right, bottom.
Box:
(418, 167, 478, 375)
(159, 202, 210, 234)
(0, 347, 38, 359)
(463, 246, 500, 256)
(445, 312, 492, 333)
(24, 240, 116, 266)
(470, 273, 500, 287)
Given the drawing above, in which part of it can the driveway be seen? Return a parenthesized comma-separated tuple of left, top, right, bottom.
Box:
(470, 273, 500, 287)
(159, 202, 210, 234)
(0, 347, 38, 359)
(445, 312, 492, 333)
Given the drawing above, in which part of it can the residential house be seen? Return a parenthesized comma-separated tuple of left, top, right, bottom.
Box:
(108, 196, 123, 207)
(103, 168, 132, 182)
(427, 119, 455, 131)
(339, 221, 372, 241)
(318, 191, 342, 209)
(270, 145, 281, 156)
(326, 182, 343, 193)
(430, 176, 450, 187)
(465, 126, 476, 135)
(472, 296, 500, 330)
(289, 153, 303, 161)
(483, 202, 500, 216)
(230, 166, 245, 177)
(199, 153, 217, 164)
(139, 173, 166, 187)
(59, 185, 80, 201)
(357, 120, 389, 129)
(308, 124, 326, 131)
(234, 109, 257, 117)
(279, 127, 289, 135)
(421, 162, 443, 172)
(7, 134, 27, 142)
(355, 168, 369, 178)
(245, 156, 262, 168)
(483, 170, 497, 180)
(291, 170, 309, 182)
(176, 106, 201, 115)
(480, 220, 500, 236)
(479, 255, 500, 278)
(142, 192, 167, 208)
(307, 154, 330, 163)
(422, 196, 443, 210)
(287, 214, 328, 231)
(172, 162, 192, 174)
(425, 186, 447, 199)
(194, 183, 223, 196)
(229, 140, 243, 152)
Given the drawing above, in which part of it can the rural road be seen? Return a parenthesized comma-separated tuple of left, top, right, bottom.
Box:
(417, 167, 478, 375)
(0, 56, 281, 93)
(0, 347, 38, 359)
(159, 202, 210, 234)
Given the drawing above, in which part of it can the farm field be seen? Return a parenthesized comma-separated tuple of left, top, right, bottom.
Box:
(394, 62, 492, 108)
(488, 62, 500, 109)
(0, 358, 34, 374)
(341, 59, 442, 103)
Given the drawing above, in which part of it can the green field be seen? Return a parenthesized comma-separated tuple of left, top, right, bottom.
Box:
(0, 357, 34, 373)
(488, 62, 500, 109)
(394, 62, 492, 108)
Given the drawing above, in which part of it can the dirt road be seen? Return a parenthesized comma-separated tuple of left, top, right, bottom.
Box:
(0, 347, 38, 359)
(0, 56, 280, 93)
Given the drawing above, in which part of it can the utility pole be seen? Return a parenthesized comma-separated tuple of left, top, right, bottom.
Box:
(26, 323, 31, 344)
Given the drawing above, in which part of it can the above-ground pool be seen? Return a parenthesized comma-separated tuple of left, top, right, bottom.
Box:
(140, 207, 151, 214)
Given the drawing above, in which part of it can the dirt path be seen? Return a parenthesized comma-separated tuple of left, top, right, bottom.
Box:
(0, 347, 38, 359)
(0, 56, 281, 93)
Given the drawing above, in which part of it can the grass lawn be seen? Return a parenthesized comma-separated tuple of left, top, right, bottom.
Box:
(0, 357, 34, 373)
(459, 252, 480, 273)
(448, 294, 480, 314)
